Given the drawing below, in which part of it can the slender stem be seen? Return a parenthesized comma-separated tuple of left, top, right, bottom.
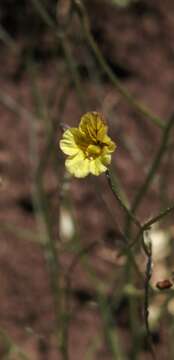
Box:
(0, 329, 30, 360)
(143, 235, 156, 360)
(98, 295, 124, 359)
(143, 204, 174, 230)
(106, 169, 143, 283)
(131, 203, 174, 249)
(106, 170, 141, 230)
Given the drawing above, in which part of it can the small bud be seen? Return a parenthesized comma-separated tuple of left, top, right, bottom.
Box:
(156, 279, 173, 290)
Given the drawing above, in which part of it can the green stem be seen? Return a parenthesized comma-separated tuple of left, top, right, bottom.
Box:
(143, 204, 174, 230)
(131, 203, 174, 249)
(98, 295, 124, 359)
(106, 170, 141, 230)
(106, 170, 143, 279)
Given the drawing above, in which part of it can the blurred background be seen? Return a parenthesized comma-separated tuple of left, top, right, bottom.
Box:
(0, 0, 174, 359)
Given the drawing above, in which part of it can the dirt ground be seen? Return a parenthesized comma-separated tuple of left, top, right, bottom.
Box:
(0, 0, 174, 359)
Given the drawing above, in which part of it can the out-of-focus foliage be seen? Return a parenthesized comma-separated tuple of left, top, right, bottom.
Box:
(111, 0, 138, 7)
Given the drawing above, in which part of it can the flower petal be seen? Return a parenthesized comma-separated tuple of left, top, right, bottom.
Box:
(100, 153, 112, 166)
(89, 157, 107, 176)
(79, 112, 108, 143)
(65, 151, 90, 178)
(59, 112, 117, 178)
(103, 135, 116, 153)
(59, 128, 80, 155)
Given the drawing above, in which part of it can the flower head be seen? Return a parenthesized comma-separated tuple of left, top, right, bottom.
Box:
(59, 112, 116, 178)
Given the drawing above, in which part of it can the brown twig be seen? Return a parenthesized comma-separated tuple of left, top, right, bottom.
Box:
(143, 233, 156, 360)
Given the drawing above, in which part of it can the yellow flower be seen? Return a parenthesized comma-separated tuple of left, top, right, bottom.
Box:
(59, 112, 116, 178)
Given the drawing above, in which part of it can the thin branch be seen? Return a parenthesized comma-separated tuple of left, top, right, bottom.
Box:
(130, 203, 174, 249)
(0, 328, 30, 360)
(106, 170, 141, 230)
(143, 234, 156, 360)
(106, 170, 145, 279)
(143, 204, 174, 231)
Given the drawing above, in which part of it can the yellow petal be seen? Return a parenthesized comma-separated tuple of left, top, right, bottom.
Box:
(59, 128, 80, 156)
(108, 140, 116, 152)
(65, 151, 90, 178)
(100, 153, 112, 166)
(103, 135, 116, 153)
(79, 112, 108, 143)
(89, 157, 107, 176)
(86, 144, 101, 157)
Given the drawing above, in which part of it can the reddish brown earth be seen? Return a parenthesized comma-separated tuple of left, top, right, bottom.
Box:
(0, 0, 174, 359)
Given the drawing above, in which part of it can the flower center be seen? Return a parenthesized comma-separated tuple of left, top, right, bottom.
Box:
(86, 144, 102, 159)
